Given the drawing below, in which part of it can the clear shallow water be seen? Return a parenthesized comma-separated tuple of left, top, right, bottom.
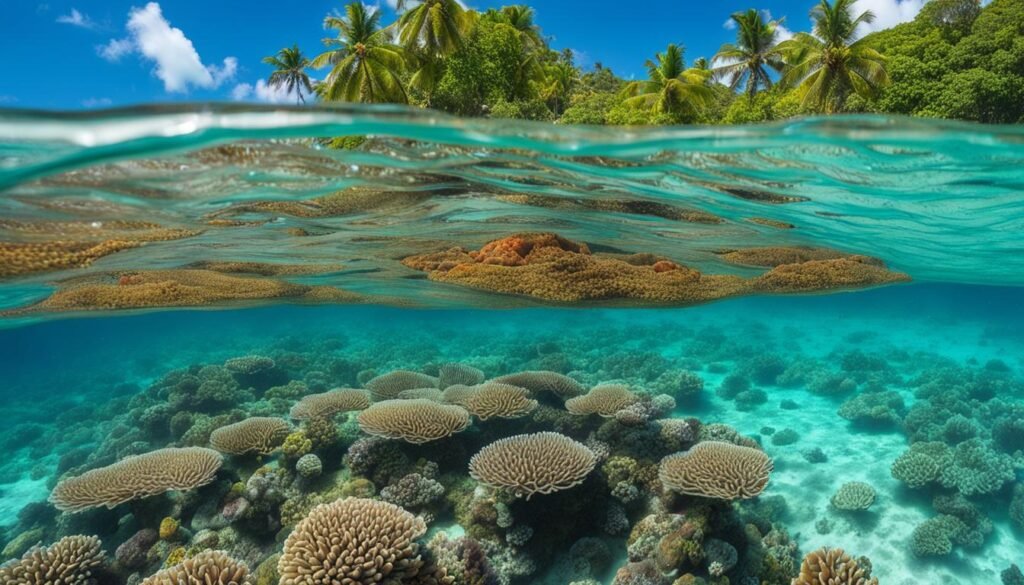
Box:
(1, 105, 1023, 323)
(1, 106, 1023, 585)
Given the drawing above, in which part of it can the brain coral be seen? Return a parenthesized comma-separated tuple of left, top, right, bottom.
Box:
(209, 417, 291, 455)
(278, 498, 426, 585)
(357, 399, 471, 443)
(469, 432, 598, 499)
(462, 383, 539, 420)
(364, 370, 440, 401)
(830, 481, 876, 511)
(438, 363, 485, 389)
(794, 547, 878, 585)
(140, 550, 252, 585)
(565, 384, 639, 417)
(491, 371, 586, 400)
(0, 535, 106, 585)
(49, 447, 223, 512)
(289, 388, 371, 420)
(659, 441, 773, 500)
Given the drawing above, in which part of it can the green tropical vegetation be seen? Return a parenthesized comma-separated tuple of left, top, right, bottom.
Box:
(261, 0, 1024, 125)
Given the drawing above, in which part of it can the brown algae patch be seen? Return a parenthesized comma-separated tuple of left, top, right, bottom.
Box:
(716, 246, 856, 268)
(0, 221, 202, 278)
(748, 217, 796, 230)
(496, 193, 723, 224)
(402, 233, 909, 304)
(6, 269, 363, 315)
(209, 186, 433, 219)
(185, 261, 345, 276)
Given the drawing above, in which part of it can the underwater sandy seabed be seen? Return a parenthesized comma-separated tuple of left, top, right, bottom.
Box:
(0, 283, 1022, 585)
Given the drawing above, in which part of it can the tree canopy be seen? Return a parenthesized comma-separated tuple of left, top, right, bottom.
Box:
(264, 0, 1023, 126)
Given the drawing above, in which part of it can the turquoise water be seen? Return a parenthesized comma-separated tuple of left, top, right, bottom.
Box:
(1, 106, 1023, 585)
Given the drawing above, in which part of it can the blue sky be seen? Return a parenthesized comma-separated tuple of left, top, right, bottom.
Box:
(0, 0, 930, 109)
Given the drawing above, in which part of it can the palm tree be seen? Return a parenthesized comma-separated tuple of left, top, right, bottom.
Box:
(262, 45, 313, 104)
(395, 0, 475, 57)
(500, 5, 543, 49)
(312, 2, 408, 104)
(621, 44, 713, 119)
(713, 9, 786, 98)
(540, 61, 578, 115)
(777, 0, 889, 113)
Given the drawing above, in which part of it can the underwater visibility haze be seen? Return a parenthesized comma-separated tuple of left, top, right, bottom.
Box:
(1, 105, 1023, 585)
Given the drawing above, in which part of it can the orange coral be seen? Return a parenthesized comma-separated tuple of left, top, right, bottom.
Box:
(402, 233, 909, 305)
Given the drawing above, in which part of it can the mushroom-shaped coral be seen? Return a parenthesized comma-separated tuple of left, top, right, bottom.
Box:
(140, 550, 252, 585)
(438, 363, 485, 389)
(397, 388, 445, 401)
(469, 432, 598, 499)
(209, 417, 290, 455)
(491, 371, 585, 400)
(565, 384, 639, 417)
(278, 498, 427, 585)
(831, 481, 876, 511)
(289, 388, 371, 420)
(659, 441, 773, 500)
(49, 447, 223, 512)
(441, 384, 479, 406)
(793, 547, 878, 585)
(364, 370, 439, 401)
(0, 535, 106, 585)
(462, 383, 538, 421)
(357, 399, 471, 444)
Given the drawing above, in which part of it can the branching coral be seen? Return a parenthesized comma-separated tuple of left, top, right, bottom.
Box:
(565, 384, 639, 417)
(793, 547, 878, 585)
(209, 417, 291, 455)
(278, 498, 427, 585)
(659, 441, 773, 500)
(357, 399, 471, 443)
(289, 388, 371, 420)
(830, 482, 876, 511)
(49, 447, 223, 512)
(0, 535, 106, 585)
(469, 432, 598, 499)
(140, 550, 252, 585)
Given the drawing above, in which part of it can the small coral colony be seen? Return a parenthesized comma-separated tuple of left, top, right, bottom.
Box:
(2, 320, 1023, 585)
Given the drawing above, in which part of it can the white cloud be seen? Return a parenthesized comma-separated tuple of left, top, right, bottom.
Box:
(97, 37, 134, 62)
(231, 79, 307, 104)
(854, 0, 926, 35)
(57, 8, 96, 29)
(82, 97, 113, 108)
(98, 2, 237, 92)
(723, 18, 737, 30)
(761, 11, 794, 42)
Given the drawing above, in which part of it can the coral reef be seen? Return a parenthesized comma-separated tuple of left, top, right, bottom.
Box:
(793, 547, 878, 585)
(49, 447, 223, 512)
(659, 441, 773, 500)
(0, 535, 107, 585)
(208, 417, 291, 455)
(830, 482, 876, 511)
(278, 498, 427, 585)
(469, 432, 598, 499)
(357, 399, 472, 443)
(140, 550, 252, 585)
(288, 389, 370, 420)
